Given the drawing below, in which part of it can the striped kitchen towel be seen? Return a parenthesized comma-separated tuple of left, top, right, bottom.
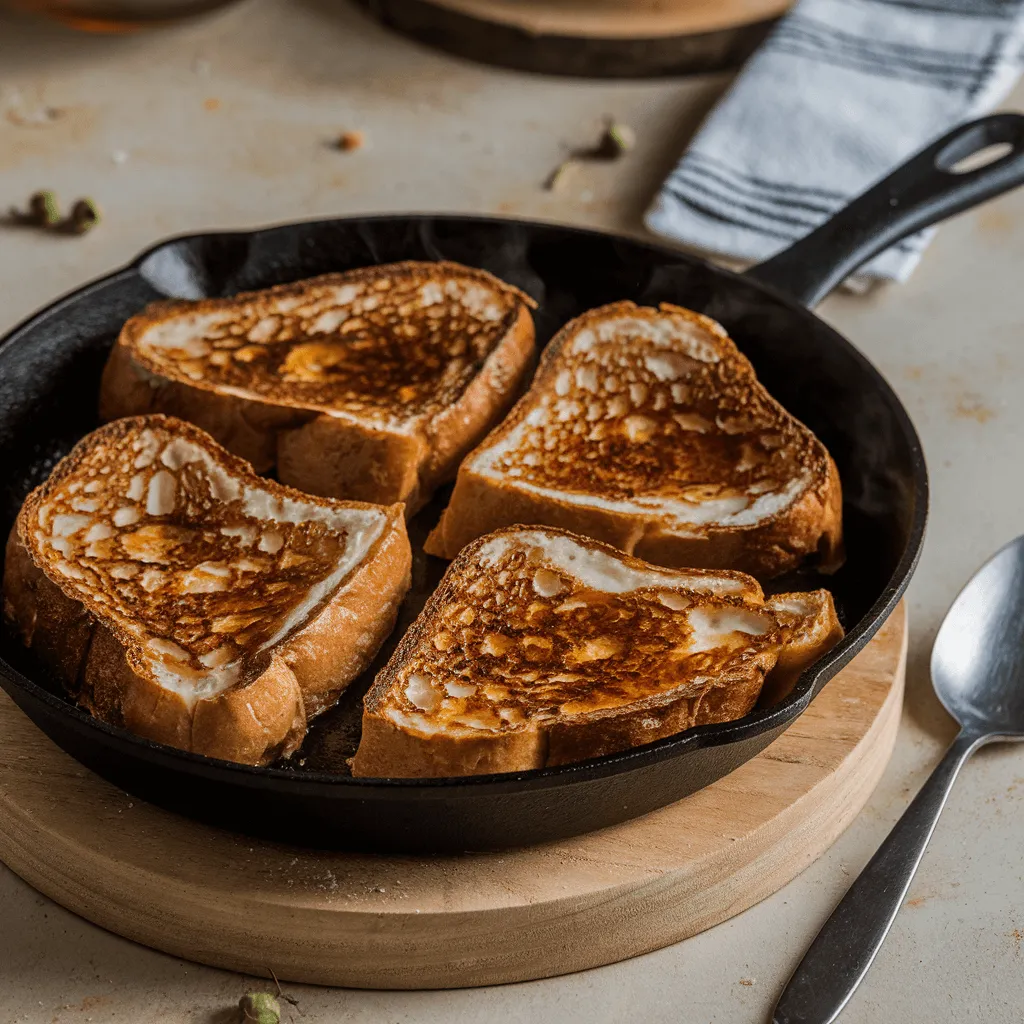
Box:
(645, 0, 1024, 285)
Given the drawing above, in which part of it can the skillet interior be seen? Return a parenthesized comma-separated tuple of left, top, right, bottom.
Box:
(0, 215, 925, 851)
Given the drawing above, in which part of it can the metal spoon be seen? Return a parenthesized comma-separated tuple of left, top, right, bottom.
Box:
(772, 535, 1024, 1024)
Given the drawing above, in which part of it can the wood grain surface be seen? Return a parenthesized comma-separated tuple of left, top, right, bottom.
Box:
(0, 603, 906, 989)
(423, 0, 792, 37)
(355, 0, 792, 78)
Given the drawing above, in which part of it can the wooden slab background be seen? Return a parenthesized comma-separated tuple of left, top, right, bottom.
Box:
(354, 0, 792, 78)
(416, 0, 793, 38)
(0, 603, 906, 989)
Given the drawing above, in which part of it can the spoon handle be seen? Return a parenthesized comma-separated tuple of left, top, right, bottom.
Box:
(772, 728, 985, 1024)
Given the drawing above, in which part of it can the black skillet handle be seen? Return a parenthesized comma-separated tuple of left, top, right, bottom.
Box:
(744, 113, 1024, 308)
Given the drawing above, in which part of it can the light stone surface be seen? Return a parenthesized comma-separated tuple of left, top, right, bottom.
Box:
(2, 3, 1024, 1021)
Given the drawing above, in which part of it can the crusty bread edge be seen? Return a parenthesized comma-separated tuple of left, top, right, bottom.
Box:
(417, 301, 536, 503)
(100, 341, 310, 473)
(100, 262, 538, 512)
(275, 300, 537, 516)
(4, 415, 413, 766)
(353, 525, 784, 778)
(759, 589, 844, 707)
(425, 301, 843, 579)
(277, 513, 412, 719)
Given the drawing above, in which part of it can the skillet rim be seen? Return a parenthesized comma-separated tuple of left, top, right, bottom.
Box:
(0, 212, 928, 794)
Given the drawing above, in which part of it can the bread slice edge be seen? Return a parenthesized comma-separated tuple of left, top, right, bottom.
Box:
(354, 526, 842, 778)
(425, 301, 843, 578)
(3, 417, 413, 765)
(100, 262, 538, 513)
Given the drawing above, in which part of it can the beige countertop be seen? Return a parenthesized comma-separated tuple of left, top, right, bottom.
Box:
(2, 3, 1024, 1021)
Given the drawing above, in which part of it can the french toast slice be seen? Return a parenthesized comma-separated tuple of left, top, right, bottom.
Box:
(425, 301, 842, 579)
(352, 526, 842, 778)
(100, 261, 537, 515)
(3, 415, 412, 766)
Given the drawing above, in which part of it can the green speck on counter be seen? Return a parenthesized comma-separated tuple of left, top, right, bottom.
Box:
(239, 992, 280, 1024)
(66, 198, 101, 235)
(29, 190, 61, 226)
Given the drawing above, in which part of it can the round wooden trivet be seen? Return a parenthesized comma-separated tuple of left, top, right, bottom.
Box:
(354, 0, 793, 78)
(0, 603, 905, 989)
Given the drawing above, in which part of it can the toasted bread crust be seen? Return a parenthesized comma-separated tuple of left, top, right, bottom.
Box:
(100, 262, 537, 514)
(426, 301, 843, 578)
(353, 526, 842, 778)
(3, 526, 95, 689)
(276, 518, 411, 718)
(3, 416, 412, 766)
(100, 341, 310, 472)
(759, 590, 846, 707)
(354, 713, 545, 778)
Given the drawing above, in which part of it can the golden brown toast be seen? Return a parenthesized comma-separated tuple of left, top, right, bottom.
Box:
(425, 301, 843, 579)
(100, 262, 537, 515)
(352, 526, 842, 778)
(3, 415, 412, 766)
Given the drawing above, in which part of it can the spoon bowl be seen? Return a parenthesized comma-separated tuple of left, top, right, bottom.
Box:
(774, 534, 1024, 1024)
(931, 534, 1024, 738)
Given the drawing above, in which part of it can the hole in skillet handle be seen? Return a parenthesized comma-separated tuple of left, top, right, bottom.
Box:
(943, 141, 1014, 175)
(934, 117, 1023, 176)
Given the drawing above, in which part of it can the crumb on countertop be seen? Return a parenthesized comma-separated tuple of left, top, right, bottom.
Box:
(239, 991, 280, 1023)
(66, 198, 101, 235)
(545, 118, 635, 192)
(4, 97, 65, 127)
(337, 130, 365, 152)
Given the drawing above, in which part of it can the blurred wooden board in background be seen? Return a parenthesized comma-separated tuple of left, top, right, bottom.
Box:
(354, 0, 792, 77)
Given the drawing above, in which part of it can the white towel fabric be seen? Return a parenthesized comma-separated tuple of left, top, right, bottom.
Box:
(645, 0, 1024, 285)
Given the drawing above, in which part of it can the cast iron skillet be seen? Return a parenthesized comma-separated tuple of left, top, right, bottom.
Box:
(1, 115, 1023, 852)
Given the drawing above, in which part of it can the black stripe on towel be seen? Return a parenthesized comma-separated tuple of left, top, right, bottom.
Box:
(670, 168, 830, 225)
(864, 0, 1016, 17)
(769, 17, 987, 90)
(784, 13, 997, 69)
(769, 40, 973, 90)
(666, 176, 822, 233)
(673, 159, 922, 254)
(662, 185, 802, 242)
(680, 159, 843, 215)
(661, 184, 930, 262)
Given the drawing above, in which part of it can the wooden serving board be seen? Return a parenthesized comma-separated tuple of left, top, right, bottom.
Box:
(0, 603, 905, 989)
(355, 0, 792, 77)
